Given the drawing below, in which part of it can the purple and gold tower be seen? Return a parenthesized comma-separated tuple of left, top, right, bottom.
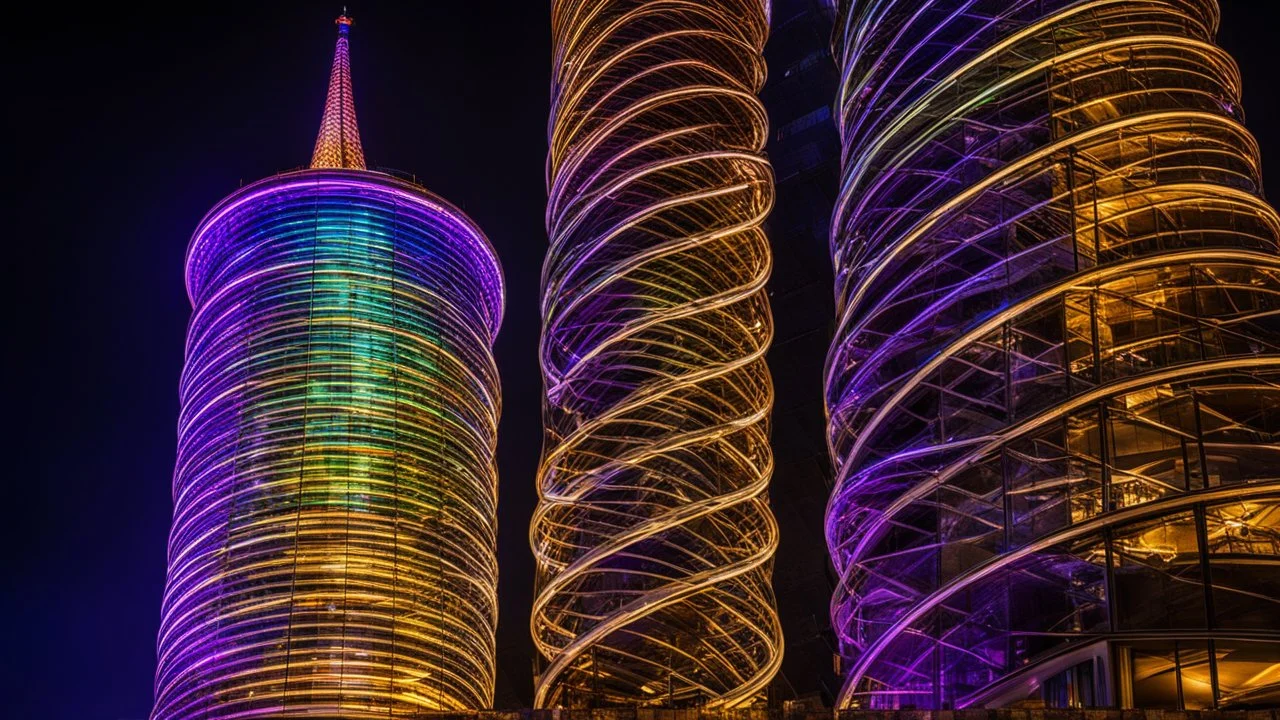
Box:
(151, 16, 503, 717)
(826, 0, 1280, 710)
(533, 0, 782, 709)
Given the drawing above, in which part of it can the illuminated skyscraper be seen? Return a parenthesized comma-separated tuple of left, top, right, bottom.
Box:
(534, 0, 782, 708)
(151, 16, 503, 717)
(825, 0, 1280, 710)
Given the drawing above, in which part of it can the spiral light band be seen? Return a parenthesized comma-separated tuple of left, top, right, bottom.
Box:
(152, 19, 503, 718)
(534, 0, 782, 708)
(827, 0, 1280, 709)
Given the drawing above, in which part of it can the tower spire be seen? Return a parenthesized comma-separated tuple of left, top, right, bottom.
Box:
(310, 11, 366, 170)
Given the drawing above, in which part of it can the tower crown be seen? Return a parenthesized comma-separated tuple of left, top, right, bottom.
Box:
(310, 12, 365, 169)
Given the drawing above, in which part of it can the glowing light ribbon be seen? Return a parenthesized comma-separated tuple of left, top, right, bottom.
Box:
(534, 0, 782, 709)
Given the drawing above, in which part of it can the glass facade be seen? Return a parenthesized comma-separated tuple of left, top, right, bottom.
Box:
(533, 0, 782, 709)
(151, 19, 504, 718)
(825, 0, 1280, 710)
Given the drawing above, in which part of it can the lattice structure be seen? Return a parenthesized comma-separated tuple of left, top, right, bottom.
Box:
(825, 0, 1280, 710)
(533, 0, 782, 709)
(151, 18, 503, 719)
(311, 14, 365, 170)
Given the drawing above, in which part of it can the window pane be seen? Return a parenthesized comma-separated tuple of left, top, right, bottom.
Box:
(1206, 501, 1280, 630)
(1196, 386, 1280, 486)
(1176, 642, 1214, 710)
(1214, 640, 1280, 708)
(1111, 511, 1206, 630)
(1125, 642, 1180, 709)
(1107, 387, 1200, 506)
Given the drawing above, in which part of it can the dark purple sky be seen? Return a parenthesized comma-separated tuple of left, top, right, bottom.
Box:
(6, 2, 1276, 718)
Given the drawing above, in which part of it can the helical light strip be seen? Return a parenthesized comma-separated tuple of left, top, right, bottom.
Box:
(534, 0, 783, 708)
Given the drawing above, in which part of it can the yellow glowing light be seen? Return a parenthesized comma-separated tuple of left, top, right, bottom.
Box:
(533, 0, 782, 710)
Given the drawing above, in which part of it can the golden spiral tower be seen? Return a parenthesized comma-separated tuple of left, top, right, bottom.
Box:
(534, 0, 783, 708)
(826, 0, 1280, 709)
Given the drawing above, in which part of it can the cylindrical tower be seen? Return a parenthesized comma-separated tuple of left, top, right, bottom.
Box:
(534, 0, 782, 708)
(151, 17, 503, 718)
(826, 0, 1280, 710)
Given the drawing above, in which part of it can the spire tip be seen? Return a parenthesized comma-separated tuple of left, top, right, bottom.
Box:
(311, 8, 366, 170)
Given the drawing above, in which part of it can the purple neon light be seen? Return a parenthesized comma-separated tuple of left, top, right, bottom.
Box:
(825, 0, 1280, 709)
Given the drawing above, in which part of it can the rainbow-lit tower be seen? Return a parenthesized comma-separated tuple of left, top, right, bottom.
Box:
(151, 15, 503, 717)
(826, 0, 1280, 710)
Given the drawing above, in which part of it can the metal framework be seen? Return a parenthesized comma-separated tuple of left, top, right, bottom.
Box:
(151, 18, 504, 718)
(534, 0, 782, 708)
(826, 0, 1280, 710)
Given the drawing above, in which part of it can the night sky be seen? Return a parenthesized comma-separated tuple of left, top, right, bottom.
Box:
(7, 3, 1277, 718)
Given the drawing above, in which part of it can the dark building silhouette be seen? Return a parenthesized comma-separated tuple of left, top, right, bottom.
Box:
(761, 0, 843, 708)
